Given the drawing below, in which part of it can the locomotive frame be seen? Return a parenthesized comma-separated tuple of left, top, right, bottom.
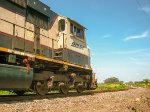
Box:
(0, 0, 97, 95)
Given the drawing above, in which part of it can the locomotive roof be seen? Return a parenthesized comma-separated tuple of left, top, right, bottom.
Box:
(8, 0, 51, 17)
(58, 15, 87, 29)
(8, 0, 87, 29)
(68, 18, 87, 29)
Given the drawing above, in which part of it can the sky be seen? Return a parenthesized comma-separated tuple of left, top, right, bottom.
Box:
(41, 0, 150, 82)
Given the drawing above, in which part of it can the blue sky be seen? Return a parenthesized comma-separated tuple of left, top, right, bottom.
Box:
(41, 0, 150, 82)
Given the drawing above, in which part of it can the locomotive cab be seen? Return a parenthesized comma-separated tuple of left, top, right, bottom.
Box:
(54, 16, 91, 68)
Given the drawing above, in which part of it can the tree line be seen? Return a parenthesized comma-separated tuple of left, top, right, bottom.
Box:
(104, 77, 150, 86)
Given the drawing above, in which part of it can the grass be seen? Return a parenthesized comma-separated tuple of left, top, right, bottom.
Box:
(0, 90, 15, 95)
(94, 83, 128, 91)
(128, 82, 150, 88)
(125, 80, 150, 88)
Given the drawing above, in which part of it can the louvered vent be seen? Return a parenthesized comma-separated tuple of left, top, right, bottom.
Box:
(9, 0, 27, 8)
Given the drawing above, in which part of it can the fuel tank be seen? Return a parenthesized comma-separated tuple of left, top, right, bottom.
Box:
(0, 64, 33, 90)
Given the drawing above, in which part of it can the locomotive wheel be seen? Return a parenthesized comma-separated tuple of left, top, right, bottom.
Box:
(14, 90, 25, 96)
(34, 81, 49, 95)
(76, 84, 84, 93)
(59, 83, 69, 95)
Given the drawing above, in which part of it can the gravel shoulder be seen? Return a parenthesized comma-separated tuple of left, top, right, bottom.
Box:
(0, 88, 150, 112)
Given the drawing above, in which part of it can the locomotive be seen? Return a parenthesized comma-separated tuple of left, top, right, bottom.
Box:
(0, 0, 97, 95)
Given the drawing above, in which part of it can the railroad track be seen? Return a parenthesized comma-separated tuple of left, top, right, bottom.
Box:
(0, 89, 130, 103)
(0, 92, 96, 103)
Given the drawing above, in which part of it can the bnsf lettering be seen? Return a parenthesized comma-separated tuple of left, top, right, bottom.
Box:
(71, 42, 84, 49)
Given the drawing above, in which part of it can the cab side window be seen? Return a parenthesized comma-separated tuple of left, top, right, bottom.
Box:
(77, 28, 81, 37)
(70, 23, 73, 33)
(58, 19, 65, 31)
(70, 23, 84, 40)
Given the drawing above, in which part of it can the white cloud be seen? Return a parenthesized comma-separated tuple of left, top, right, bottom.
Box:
(141, 7, 150, 13)
(129, 57, 138, 61)
(101, 34, 111, 39)
(91, 48, 150, 56)
(114, 48, 150, 55)
(123, 31, 149, 41)
(129, 56, 150, 66)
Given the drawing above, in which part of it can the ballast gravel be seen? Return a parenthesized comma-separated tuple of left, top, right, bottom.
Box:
(0, 88, 150, 112)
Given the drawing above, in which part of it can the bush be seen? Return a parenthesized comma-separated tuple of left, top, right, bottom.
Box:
(96, 83, 128, 91)
(104, 77, 119, 84)
(126, 79, 150, 88)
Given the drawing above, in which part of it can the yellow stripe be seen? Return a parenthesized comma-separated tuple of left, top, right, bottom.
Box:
(35, 55, 63, 64)
(0, 47, 9, 52)
(0, 47, 93, 71)
(88, 68, 93, 70)
(63, 61, 92, 70)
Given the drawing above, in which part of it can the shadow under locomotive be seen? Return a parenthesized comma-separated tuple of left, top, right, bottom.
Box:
(0, 92, 95, 104)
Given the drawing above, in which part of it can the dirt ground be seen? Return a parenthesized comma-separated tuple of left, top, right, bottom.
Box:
(0, 88, 149, 112)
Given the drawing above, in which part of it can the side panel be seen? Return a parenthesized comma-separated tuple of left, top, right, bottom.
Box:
(0, 7, 26, 51)
(14, 26, 25, 38)
(40, 28, 49, 37)
(0, 64, 33, 89)
(0, 0, 26, 15)
(0, 19, 13, 49)
(48, 17, 58, 41)
(67, 36, 86, 54)
(57, 33, 64, 49)
(53, 40, 58, 49)
(13, 25, 25, 50)
(0, 19, 13, 35)
(0, 32, 12, 49)
(40, 35, 52, 58)
(25, 22, 34, 53)
(0, 7, 16, 24)
(25, 22, 34, 31)
(62, 49, 90, 66)
(15, 13, 25, 27)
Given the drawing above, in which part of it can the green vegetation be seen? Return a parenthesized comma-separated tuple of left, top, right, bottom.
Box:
(0, 90, 60, 95)
(0, 90, 15, 95)
(91, 77, 128, 92)
(126, 79, 150, 88)
(104, 77, 120, 84)
(95, 83, 128, 91)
